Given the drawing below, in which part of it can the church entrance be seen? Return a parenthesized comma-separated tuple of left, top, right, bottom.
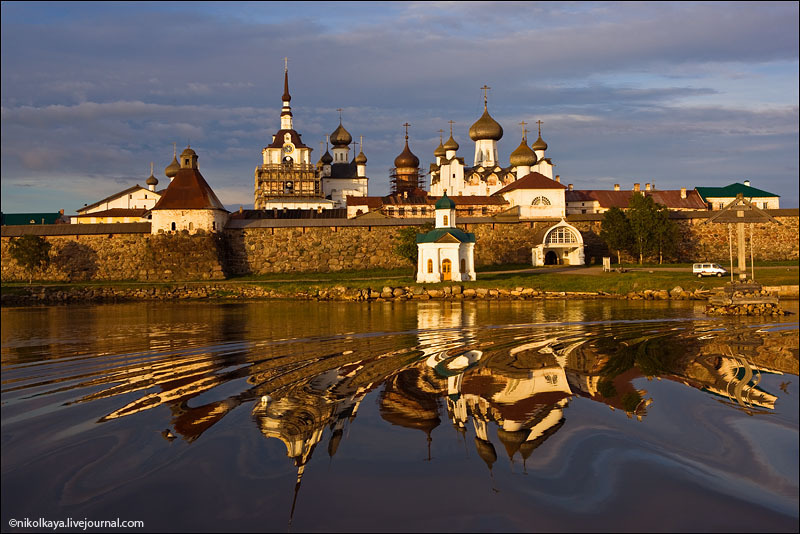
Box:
(441, 259, 452, 281)
(544, 251, 559, 265)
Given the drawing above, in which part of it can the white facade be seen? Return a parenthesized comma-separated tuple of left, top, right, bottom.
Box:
(531, 220, 585, 266)
(151, 208, 228, 234)
(259, 198, 337, 211)
(77, 186, 161, 216)
(705, 195, 779, 211)
(323, 178, 368, 208)
(416, 197, 476, 283)
(501, 188, 566, 219)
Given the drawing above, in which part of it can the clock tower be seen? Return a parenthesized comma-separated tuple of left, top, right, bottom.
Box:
(254, 60, 325, 209)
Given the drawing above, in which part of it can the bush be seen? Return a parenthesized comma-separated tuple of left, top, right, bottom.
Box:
(8, 235, 51, 284)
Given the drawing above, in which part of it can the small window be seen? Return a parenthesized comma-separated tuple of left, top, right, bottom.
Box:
(427, 259, 433, 273)
(212, 221, 217, 230)
(443, 215, 449, 226)
(188, 222, 193, 230)
(171, 222, 176, 231)
(460, 259, 466, 272)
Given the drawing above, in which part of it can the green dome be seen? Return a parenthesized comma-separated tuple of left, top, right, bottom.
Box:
(435, 191, 456, 209)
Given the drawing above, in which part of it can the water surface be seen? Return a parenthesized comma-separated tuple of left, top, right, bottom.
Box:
(2, 300, 798, 532)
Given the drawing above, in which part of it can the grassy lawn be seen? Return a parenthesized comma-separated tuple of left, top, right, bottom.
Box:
(2, 261, 797, 296)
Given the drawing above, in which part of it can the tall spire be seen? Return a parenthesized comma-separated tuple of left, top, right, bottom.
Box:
(282, 57, 291, 103)
(280, 58, 293, 130)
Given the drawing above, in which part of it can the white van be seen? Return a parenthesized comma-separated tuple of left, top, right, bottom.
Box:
(692, 263, 726, 277)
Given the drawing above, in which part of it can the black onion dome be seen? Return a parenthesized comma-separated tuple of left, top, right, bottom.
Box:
(468, 106, 503, 141)
(321, 150, 333, 164)
(509, 138, 537, 167)
(330, 123, 352, 147)
(394, 139, 419, 168)
(146, 173, 159, 186)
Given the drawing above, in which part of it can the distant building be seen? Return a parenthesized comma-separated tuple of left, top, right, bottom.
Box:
(531, 219, 585, 266)
(149, 146, 228, 234)
(74, 167, 163, 224)
(696, 180, 780, 210)
(1, 210, 68, 225)
(493, 171, 567, 219)
(565, 182, 707, 214)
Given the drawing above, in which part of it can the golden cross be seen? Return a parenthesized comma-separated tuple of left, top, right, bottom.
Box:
(520, 120, 528, 139)
(172, 142, 176, 157)
(480, 85, 491, 104)
(359, 135, 364, 151)
(438, 128, 444, 142)
(536, 119, 543, 136)
(150, 161, 153, 175)
(403, 122, 410, 138)
(336, 108, 343, 122)
(448, 119, 455, 136)
(284, 57, 288, 71)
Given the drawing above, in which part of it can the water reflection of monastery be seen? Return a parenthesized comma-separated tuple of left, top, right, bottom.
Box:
(49, 303, 795, 520)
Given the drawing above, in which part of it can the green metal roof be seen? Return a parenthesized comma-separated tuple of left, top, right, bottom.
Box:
(695, 183, 779, 200)
(1, 212, 64, 225)
(416, 227, 475, 244)
(434, 192, 456, 209)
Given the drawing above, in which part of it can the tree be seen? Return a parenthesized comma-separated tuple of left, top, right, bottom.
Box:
(393, 223, 433, 269)
(7, 234, 51, 284)
(600, 207, 631, 265)
(626, 193, 660, 264)
(651, 204, 679, 264)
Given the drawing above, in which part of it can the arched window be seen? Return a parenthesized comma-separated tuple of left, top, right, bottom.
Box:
(546, 227, 578, 244)
(188, 222, 194, 231)
(532, 196, 551, 205)
(460, 258, 466, 272)
(427, 259, 433, 273)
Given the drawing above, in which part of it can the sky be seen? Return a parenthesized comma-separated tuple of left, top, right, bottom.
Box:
(1, 1, 798, 214)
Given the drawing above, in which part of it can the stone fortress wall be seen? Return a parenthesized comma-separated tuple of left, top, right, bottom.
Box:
(1, 211, 797, 282)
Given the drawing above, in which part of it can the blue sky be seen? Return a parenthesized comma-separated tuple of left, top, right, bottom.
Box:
(2, 1, 798, 213)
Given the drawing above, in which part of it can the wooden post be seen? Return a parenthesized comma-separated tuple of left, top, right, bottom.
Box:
(737, 220, 746, 280)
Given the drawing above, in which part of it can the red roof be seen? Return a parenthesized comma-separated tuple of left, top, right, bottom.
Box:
(494, 172, 567, 195)
(266, 129, 309, 149)
(565, 189, 707, 210)
(151, 168, 227, 211)
(73, 208, 147, 218)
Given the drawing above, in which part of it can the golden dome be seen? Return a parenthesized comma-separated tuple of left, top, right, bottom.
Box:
(164, 155, 180, 178)
(509, 137, 537, 167)
(434, 140, 446, 157)
(394, 138, 419, 169)
(532, 135, 548, 151)
(330, 122, 352, 147)
(469, 105, 503, 141)
(443, 134, 459, 151)
(355, 150, 367, 164)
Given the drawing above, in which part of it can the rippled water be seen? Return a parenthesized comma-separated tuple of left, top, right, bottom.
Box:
(2, 300, 798, 532)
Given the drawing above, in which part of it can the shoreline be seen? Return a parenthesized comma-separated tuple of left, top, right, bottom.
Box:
(2, 283, 798, 306)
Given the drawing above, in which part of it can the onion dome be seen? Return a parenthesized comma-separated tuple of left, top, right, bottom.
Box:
(164, 155, 180, 178)
(469, 104, 503, 141)
(320, 150, 333, 164)
(146, 173, 158, 187)
(435, 191, 456, 209)
(394, 137, 419, 169)
(531, 134, 548, 151)
(434, 140, 446, 158)
(443, 134, 459, 151)
(330, 122, 352, 147)
(355, 150, 367, 165)
(509, 137, 537, 167)
(181, 147, 197, 158)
